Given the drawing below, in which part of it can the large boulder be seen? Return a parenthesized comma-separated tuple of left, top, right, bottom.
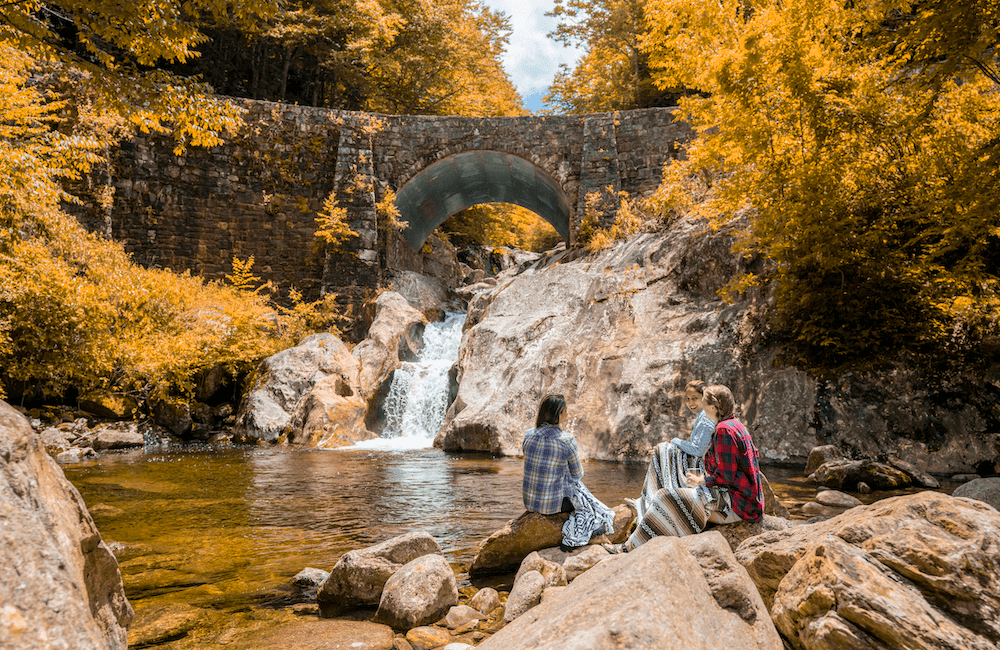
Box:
(434, 219, 1000, 473)
(736, 491, 1000, 649)
(317, 532, 442, 613)
(287, 375, 371, 447)
(389, 270, 465, 322)
(807, 459, 912, 491)
(479, 532, 781, 650)
(0, 401, 133, 650)
(373, 554, 458, 630)
(469, 505, 635, 578)
(469, 511, 568, 577)
(352, 291, 427, 399)
(234, 333, 362, 443)
(951, 477, 1000, 512)
(435, 222, 817, 462)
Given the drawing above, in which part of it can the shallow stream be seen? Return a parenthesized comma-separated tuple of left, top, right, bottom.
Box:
(64, 445, 885, 648)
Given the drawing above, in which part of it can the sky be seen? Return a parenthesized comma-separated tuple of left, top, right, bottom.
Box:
(478, 0, 584, 113)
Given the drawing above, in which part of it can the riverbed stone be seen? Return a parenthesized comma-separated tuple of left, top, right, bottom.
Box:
(55, 446, 100, 463)
(128, 602, 205, 647)
(353, 291, 427, 399)
(318, 531, 442, 612)
(515, 551, 567, 587)
(807, 458, 912, 491)
(374, 554, 459, 630)
(230, 619, 395, 650)
(405, 626, 453, 650)
(92, 423, 146, 450)
(952, 477, 1000, 512)
(815, 489, 863, 508)
(39, 426, 73, 455)
(289, 567, 330, 602)
(235, 333, 361, 442)
(0, 400, 134, 650)
(805, 444, 845, 475)
(801, 501, 849, 518)
(736, 490, 1000, 650)
(537, 544, 609, 582)
(469, 587, 501, 614)
(444, 605, 487, 630)
(482, 532, 780, 650)
(503, 570, 546, 623)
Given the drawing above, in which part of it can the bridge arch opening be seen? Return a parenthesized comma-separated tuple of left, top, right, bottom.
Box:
(394, 151, 572, 250)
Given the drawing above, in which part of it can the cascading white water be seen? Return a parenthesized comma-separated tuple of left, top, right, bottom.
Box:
(354, 311, 465, 450)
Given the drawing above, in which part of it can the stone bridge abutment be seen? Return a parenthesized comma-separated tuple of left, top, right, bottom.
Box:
(74, 100, 692, 309)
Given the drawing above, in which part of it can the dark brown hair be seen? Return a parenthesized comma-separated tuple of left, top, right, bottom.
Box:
(536, 394, 567, 428)
(685, 380, 706, 394)
(703, 385, 735, 419)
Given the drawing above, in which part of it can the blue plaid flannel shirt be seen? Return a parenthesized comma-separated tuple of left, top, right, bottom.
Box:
(522, 425, 583, 514)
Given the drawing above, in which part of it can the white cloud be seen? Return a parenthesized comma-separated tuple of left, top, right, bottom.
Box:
(480, 0, 583, 99)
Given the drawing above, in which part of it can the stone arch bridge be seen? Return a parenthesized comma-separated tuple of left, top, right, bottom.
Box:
(80, 100, 692, 306)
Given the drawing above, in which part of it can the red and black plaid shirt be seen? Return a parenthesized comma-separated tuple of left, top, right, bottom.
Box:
(704, 415, 764, 523)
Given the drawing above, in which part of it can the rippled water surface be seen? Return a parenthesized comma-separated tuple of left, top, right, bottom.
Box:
(63, 446, 918, 648)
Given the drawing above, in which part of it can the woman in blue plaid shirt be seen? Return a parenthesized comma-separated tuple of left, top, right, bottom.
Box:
(522, 394, 615, 549)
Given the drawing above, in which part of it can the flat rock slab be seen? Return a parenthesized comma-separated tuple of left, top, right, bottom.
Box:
(226, 619, 395, 650)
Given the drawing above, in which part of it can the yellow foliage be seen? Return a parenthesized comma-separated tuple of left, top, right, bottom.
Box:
(640, 0, 1000, 364)
(439, 203, 560, 251)
(0, 209, 340, 403)
(314, 193, 359, 251)
(376, 189, 408, 232)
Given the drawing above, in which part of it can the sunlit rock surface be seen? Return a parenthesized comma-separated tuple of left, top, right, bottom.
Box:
(436, 220, 816, 462)
(0, 400, 133, 650)
(353, 291, 427, 399)
(736, 491, 1000, 649)
(374, 553, 459, 630)
(318, 531, 442, 613)
(234, 332, 361, 443)
(436, 217, 1000, 473)
(481, 532, 781, 650)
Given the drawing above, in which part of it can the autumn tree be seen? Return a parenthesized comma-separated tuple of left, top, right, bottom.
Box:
(441, 204, 561, 251)
(642, 0, 1000, 366)
(164, 0, 524, 116)
(545, 0, 681, 112)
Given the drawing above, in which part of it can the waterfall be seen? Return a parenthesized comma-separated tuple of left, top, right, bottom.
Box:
(353, 311, 465, 450)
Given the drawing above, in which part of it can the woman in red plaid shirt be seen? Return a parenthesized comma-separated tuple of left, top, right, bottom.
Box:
(605, 384, 764, 553)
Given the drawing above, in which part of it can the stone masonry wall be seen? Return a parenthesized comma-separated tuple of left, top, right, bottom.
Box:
(72, 100, 692, 304)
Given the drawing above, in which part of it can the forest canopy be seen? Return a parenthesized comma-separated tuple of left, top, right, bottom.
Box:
(635, 0, 1000, 366)
(0, 0, 524, 406)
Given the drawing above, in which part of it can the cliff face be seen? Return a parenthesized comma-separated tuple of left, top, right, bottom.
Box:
(436, 218, 1000, 475)
(0, 401, 133, 650)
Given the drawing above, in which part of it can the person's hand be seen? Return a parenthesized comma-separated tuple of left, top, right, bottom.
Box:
(685, 469, 705, 487)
